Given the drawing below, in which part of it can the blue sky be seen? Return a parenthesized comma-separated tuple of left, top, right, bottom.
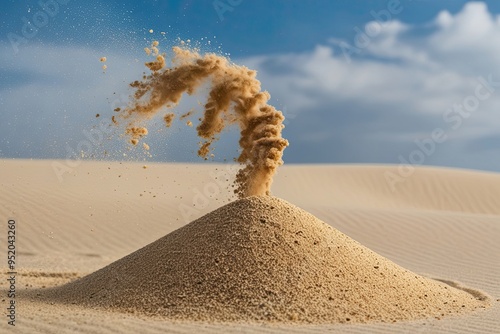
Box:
(2, 0, 500, 172)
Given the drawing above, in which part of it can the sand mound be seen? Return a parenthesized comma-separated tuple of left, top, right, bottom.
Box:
(40, 196, 488, 323)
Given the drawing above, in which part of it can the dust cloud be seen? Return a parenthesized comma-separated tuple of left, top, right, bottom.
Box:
(115, 43, 289, 198)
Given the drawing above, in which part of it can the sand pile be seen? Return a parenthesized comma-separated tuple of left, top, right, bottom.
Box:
(40, 196, 488, 323)
(113, 44, 289, 198)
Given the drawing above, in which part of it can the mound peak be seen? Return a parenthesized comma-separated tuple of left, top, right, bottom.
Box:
(41, 196, 488, 323)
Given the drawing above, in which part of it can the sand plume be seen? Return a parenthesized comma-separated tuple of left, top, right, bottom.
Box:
(116, 45, 289, 198)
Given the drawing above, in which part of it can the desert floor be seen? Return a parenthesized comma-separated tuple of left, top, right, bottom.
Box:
(1, 159, 499, 333)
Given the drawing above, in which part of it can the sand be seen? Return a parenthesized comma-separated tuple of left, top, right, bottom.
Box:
(1, 159, 499, 333)
(114, 45, 289, 198)
(36, 196, 487, 323)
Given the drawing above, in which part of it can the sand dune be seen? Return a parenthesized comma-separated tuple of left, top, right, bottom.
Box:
(1, 159, 499, 333)
(273, 165, 500, 215)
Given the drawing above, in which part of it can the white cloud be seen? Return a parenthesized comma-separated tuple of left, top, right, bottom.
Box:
(433, 2, 494, 46)
(237, 1, 500, 171)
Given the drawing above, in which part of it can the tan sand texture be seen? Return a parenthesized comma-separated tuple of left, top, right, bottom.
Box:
(36, 196, 488, 323)
(1, 160, 499, 333)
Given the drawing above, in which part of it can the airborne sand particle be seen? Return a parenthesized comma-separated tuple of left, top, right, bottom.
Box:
(126, 127, 148, 146)
(164, 113, 175, 127)
(114, 44, 289, 198)
(180, 109, 194, 120)
(100, 57, 107, 71)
